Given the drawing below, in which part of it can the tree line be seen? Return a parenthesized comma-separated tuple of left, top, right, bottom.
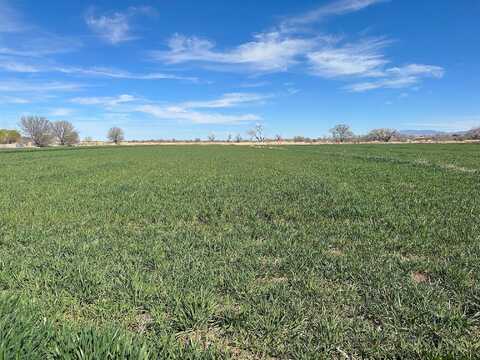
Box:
(2, 116, 480, 146)
(0, 116, 125, 147)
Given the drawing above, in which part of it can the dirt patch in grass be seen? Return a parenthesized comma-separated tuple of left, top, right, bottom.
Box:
(256, 277, 289, 285)
(129, 310, 154, 334)
(411, 271, 430, 284)
(178, 327, 270, 359)
(328, 248, 344, 257)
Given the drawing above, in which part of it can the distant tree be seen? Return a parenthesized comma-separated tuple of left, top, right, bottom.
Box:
(0, 129, 21, 144)
(247, 123, 265, 142)
(235, 134, 242, 143)
(19, 116, 53, 147)
(274, 134, 283, 142)
(226, 133, 232, 143)
(83, 136, 93, 142)
(293, 136, 306, 143)
(107, 127, 124, 144)
(367, 128, 398, 142)
(51, 121, 79, 146)
(466, 127, 480, 140)
(208, 133, 216, 142)
(330, 124, 354, 143)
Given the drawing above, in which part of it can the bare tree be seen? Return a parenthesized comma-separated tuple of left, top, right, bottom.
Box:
(226, 133, 232, 143)
(235, 134, 242, 143)
(247, 123, 265, 142)
(19, 116, 53, 147)
(274, 134, 283, 142)
(107, 127, 124, 144)
(208, 133, 216, 142)
(330, 124, 354, 143)
(51, 121, 79, 146)
(466, 127, 480, 140)
(367, 128, 398, 142)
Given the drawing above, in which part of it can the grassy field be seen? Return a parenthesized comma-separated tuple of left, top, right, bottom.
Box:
(0, 144, 479, 359)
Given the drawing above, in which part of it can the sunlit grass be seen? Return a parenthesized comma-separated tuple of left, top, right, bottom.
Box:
(0, 144, 479, 358)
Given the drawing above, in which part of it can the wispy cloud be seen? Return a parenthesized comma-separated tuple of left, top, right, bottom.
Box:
(85, 6, 155, 45)
(0, 60, 199, 82)
(136, 104, 261, 124)
(0, 95, 30, 104)
(71, 92, 265, 124)
(281, 0, 388, 31)
(0, 80, 85, 92)
(50, 108, 75, 116)
(0, 59, 41, 72)
(152, 32, 316, 72)
(136, 93, 266, 124)
(182, 93, 271, 109)
(57, 66, 198, 82)
(71, 94, 137, 107)
(308, 37, 389, 77)
(347, 64, 445, 92)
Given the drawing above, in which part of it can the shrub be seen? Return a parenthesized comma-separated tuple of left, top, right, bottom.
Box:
(0, 129, 21, 144)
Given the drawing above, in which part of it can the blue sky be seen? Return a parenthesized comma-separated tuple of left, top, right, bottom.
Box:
(0, 0, 478, 140)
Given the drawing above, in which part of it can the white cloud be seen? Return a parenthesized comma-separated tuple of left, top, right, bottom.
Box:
(136, 104, 261, 124)
(71, 94, 137, 107)
(153, 32, 315, 72)
(85, 6, 155, 45)
(385, 64, 445, 78)
(71, 92, 264, 125)
(281, 0, 388, 30)
(0, 80, 84, 92)
(50, 108, 74, 116)
(149, 0, 443, 93)
(71, 92, 267, 124)
(0, 95, 30, 104)
(182, 93, 271, 109)
(135, 93, 267, 124)
(0, 60, 198, 82)
(308, 38, 389, 77)
(0, 34, 82, 57)
(0, 60, 41, 72)
(57, 66, 198, 82)
(86, 12, 132, 44)
(347, 64, 444, 92)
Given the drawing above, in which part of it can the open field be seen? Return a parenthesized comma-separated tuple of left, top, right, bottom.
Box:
(0, 144, 479, 359)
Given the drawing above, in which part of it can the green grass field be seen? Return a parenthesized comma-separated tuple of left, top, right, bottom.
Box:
(1, 144, 479, 359)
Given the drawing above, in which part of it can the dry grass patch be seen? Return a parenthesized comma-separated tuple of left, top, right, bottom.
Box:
(411, 271, 430, 284)
(328, 248, 344, 257)
(177, 327, 269, 359)
(128, 310, 154, 334)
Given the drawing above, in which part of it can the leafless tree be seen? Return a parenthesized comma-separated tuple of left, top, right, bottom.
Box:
(367, 128, 398, 142)
(235, 134, 242, 143)
(208, 133, 216, 142)
(466, 127, 480, 140)
(19, 116, 53, 147)
(274, 134, 283, 142)
(107, 127, 125, 144)
(226, 133, 232, 143)
(247, 123, 265, 142)
(51, 120, 79, 145)
(330, 124, 354, 143)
